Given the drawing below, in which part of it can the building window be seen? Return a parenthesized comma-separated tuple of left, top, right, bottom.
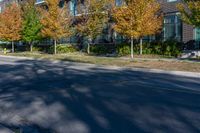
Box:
(194, 28, 200, 41)
(194, 28, 200, 49)
(69, 0, 77, 16)
(35, 0, 45, 4)
(163, 14, 182, 41)
(115, 0, 123, 6)
(167, 0, 177, 2)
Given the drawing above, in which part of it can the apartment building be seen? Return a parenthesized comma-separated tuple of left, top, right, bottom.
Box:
(40, 0, 200, 48)
(0, 0, 199, 49)
(158, 0, 199, 49)
(114, 0, 199, 49)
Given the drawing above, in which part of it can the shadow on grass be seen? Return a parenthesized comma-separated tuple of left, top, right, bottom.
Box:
(60, 58, 93, 64)
(0, 59, 200, 133)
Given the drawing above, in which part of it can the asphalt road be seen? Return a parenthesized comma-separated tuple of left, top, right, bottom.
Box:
(0, 56, 200, 133)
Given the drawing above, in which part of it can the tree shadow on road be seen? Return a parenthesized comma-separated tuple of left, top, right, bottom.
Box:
(0, 59, 200, 133)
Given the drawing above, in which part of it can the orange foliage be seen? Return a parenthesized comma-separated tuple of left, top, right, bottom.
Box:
(0, 3, 22, 41)
(113, 0, 163, 39)
(75, 0, 111, 39)
(40, 0, 72, 41)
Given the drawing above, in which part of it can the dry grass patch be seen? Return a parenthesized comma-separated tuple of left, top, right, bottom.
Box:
(1, 52, 200, 72)
(126, 61, 200, 72)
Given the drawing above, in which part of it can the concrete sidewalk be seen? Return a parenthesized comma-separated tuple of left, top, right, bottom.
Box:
(120, 57, 200, 63)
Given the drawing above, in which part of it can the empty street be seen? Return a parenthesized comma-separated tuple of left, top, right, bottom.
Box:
(0, 56, 200, 133)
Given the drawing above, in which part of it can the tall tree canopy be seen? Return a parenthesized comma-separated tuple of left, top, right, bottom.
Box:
(76, 0, 112, 54)
(177, 0, 200, 27)
(21, 0, 42, 52)
(40, 0, 72, 54)
(113, 0, 162, 57)
(0, 3, 22, 53)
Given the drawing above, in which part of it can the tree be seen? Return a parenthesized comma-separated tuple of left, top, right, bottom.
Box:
(112, 0, 162, 58)
(177, 0, 200, 27)
(40, 0, 72, 54)
(0, 3, 22, 53)
(21, 0, 42, 52)
(76, 0, 111, 54)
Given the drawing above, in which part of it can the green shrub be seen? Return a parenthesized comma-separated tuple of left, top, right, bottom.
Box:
(32, 46, 41, 52)
(116, 40, 182, 57)
(143, 48, 152, 54)
(116, 43, 153, 56)
(90, 45, 107, 55)
(31, 45, 51, 53)
(150, 41, 162, 55)
(142, 43, 149, 54)
(145, 40, 182, 57)
(49, 44, 77, 54)
(162, 40, 182, 57)
(0, 43, 11, 50)
(116, 43, 131, 56)
(90, 44, 114, 55)
(0, 44, 7, 50)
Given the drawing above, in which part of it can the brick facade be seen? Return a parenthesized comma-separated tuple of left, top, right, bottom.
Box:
(158, 0, 194, 44)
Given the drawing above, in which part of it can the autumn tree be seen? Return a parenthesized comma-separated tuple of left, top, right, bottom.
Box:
(112, 0, 162, 58)
(177, 0, 200, 27)
(0, 3, 22, 53)
(21, 0, 42, 52)
(40, 0, 72, 54)
(76, 0, 112, 54)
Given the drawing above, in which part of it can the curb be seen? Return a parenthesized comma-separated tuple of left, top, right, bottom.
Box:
(0, 55, 200, 78)
(0, 54, 34, 60)
(121, 57, 200, 64)
(127, 67, 200, 78)
(93, 65, 200, 78)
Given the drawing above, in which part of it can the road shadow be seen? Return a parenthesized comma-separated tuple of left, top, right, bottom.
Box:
(0, 59, 200, 133)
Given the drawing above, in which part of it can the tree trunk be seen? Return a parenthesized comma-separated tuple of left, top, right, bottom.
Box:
(11, 41, 14, 53)
(131, 37, 134, 59)
(87, 38, 92, 54)
(87, 43, 90, 54)
(54, 39, 57, 55)
(140, 38, 143, 55)
(30, 42, 33, 52)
